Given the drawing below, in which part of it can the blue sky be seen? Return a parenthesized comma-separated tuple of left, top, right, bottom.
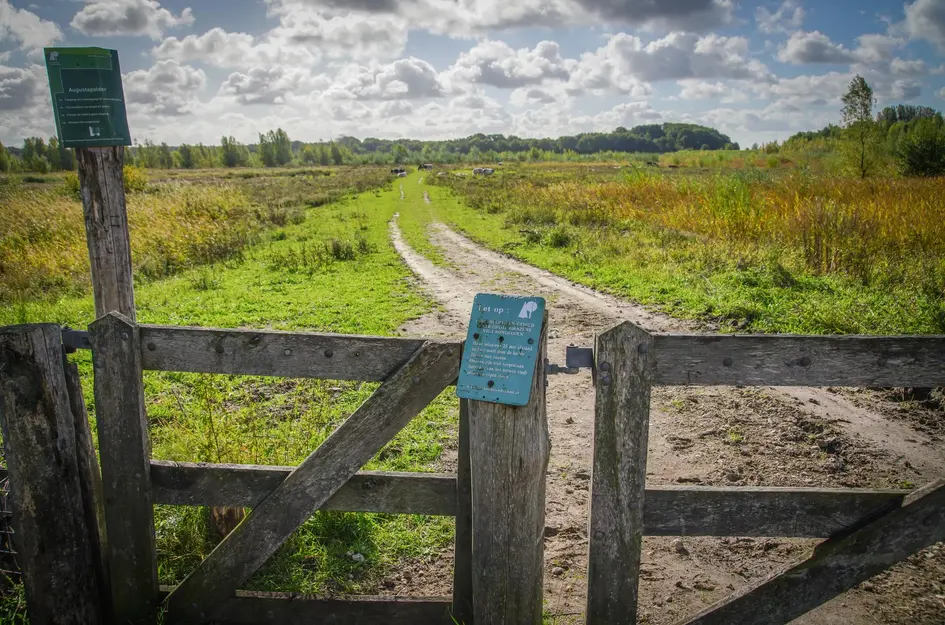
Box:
(2, 0, 944, 147)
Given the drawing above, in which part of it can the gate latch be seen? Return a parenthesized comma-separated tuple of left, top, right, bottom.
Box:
(544, 345, 594, 376)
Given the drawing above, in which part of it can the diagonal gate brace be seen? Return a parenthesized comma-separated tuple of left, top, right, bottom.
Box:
(679, 479, 945, 625)
(165, 341, 460, 623)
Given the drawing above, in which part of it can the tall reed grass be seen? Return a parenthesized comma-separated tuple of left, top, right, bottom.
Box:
(464, 168, 945, 293)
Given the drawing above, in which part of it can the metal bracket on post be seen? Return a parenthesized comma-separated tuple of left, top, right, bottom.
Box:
(545, 346, 595, 375)
(545, 345, 595, 387)
(61, 328, 92, 353)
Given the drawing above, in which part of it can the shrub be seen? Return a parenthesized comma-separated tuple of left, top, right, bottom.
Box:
(62, 172, 80, 199)
(123, 165, 149, 193)
(544, 224, 572, 248)
(896, 118, 945, 177)
(328, 238, 356, 261)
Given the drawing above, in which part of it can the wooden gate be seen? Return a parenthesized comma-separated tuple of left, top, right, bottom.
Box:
(587, 321, 945, 625)
(88, 312, 471, 625)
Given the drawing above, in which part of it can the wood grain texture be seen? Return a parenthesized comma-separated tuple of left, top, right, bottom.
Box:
(150, 460, 456, 515)
(653, 333, 945, 387)
(469, 315, 549, 625)
(139, 324, 460, 381)
(0, 324, 104, 624)
(89, 313, 159, 624)
(587, 321, 654, 625)
(165, 341, 460, 624)
(77, 147, 136, 320)
(158, 588, 453, 625)
(64, 360, 112, 620)
(643, 486, 906, 537)
(452, 399, 473, 624)
(681, 480, 945, 625)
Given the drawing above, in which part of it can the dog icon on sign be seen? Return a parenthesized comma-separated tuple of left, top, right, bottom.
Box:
(518, 301, 538, 319)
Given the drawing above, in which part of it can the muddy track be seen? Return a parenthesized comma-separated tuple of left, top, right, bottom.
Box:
(388, 212, 945, 623)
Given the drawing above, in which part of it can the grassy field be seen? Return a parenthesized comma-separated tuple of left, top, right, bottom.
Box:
(0, 166, 390, 304)
(423, 163, 945, 335)
(0, 167, 461, 619)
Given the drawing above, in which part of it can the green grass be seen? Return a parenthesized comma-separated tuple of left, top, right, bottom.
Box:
(419, 169, 944, 335)
(0, 172, 461, 602)
(394, 176, 454, 267)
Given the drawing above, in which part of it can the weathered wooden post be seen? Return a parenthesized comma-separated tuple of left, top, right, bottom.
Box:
(76, 146, 136, 321)
(0, 324, 105, 623)
(467, 315, 550, 624)
(452, 398, 474, 623)
(89, 312, 159, 625)
(65, 360, 112, 621)
(586, 321, 654, 624)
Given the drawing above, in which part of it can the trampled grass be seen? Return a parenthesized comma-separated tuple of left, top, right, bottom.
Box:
(425, 164, 945, 334)
(0, 169, 459, 610)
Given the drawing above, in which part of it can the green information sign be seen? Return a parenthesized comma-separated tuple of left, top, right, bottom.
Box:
(44, 47, 131, 148)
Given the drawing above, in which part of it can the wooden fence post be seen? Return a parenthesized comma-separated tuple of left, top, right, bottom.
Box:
(587, 321, 654, 625)
(89, 312, 159, 624)
(76, 146, 136, 321)
(452, 398, 474, 624)
(0, 324, 105, 623)
(468, 315, 550, 625)
(65, 360, 112, 621)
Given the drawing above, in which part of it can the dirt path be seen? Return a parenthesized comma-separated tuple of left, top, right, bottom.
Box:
(388, 189, 945, 623)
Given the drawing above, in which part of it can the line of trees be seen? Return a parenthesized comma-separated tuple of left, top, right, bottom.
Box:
(1, 123, 737, 173)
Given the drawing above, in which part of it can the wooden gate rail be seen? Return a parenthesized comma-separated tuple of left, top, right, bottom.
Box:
(151, 460, 908, 537)
(651, 333, 945, 386)
(150, 461, 458, 515)
(588, 321, 945, 625)
(156, 589, 454, 625)
(85, 313, 468, 625)
(137, 324, 432, 381)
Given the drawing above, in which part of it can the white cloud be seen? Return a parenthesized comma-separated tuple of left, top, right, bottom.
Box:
(268, 0, 734, 35)
(0, 63, 43, 110)
(890, 57, 927, 76)
(263, 6, 409, 60)
(0, 0, 62, 50)
(326, 58, 444, 100)
(779, 31, 902, 65)
(889, 79, 922, 100)
(853, 34, 903, 64)
(445, 40, 574, 89)
(778, 31, 857, 64)
(509, 86, 560, 106)
(938, 86, 945, 99)
(71, 0, 194, 40)
(902, 0, 945, 51)
(153, 28, 315, 69)
(755, 0, 805, 34)
(123, 60, 205, 116)
(573, 31, 771, 94)
(677, 79, 748, 102)
(219, 67, 329, 105)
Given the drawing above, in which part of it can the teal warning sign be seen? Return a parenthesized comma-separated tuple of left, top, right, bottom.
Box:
(456, 293, 545, 407)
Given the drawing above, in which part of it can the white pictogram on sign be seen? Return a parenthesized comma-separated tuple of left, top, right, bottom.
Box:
(518, 301, 538, 319)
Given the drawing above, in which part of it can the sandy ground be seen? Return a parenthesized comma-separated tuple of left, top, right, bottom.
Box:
(383, 210, 945, 624)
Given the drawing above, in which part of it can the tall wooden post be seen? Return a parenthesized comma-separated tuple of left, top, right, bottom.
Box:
(0, 324, 105, 624)
(90, 313, 159, 625)
(468, 316, 550, 624)
(76, 146, 136, 321)
(586, 321, 654, 624)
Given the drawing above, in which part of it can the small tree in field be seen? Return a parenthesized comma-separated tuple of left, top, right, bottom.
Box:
(840, 75, 881, 178)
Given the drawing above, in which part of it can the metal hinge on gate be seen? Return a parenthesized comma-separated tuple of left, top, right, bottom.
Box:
(61, 328, 91, 353)
(545, 345, 594, 376)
